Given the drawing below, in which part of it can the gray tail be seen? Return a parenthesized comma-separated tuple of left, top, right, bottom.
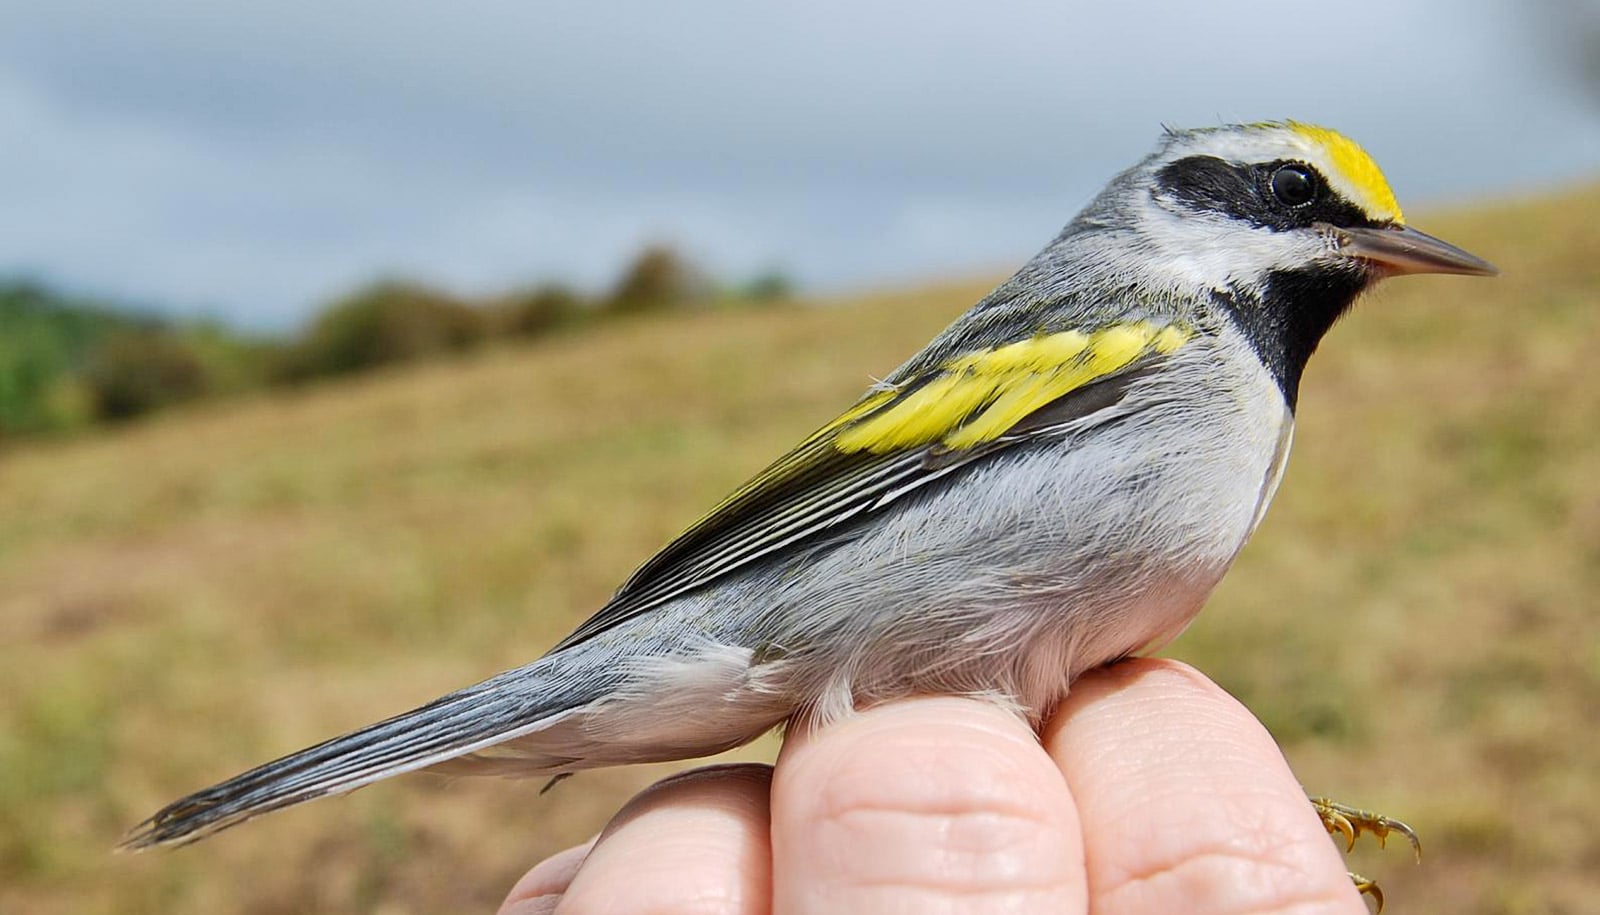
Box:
(120, 670, 561, 850)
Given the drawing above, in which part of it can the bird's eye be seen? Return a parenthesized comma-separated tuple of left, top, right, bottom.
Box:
(1270, 164, 1318, 207)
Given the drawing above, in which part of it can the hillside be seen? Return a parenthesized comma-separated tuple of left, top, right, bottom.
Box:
(2, 186, 1597, 914)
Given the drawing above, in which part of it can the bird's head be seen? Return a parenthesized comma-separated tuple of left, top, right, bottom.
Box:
(1085, 120, 1497, 295)
(1049, 120, 1499, 405)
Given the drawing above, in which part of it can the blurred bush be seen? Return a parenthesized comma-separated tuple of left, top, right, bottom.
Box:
(604, 245, 713, 314)
(182, 323, 279, 395)
(0, 319, 83, 434)
(491, 283, 583, 338)
(82, 330, 212, 421)
(275, 280, 486, 381)
(739, 270, 794, 304)
(0, 281, 154, 435)
(0, 244, 789, 439)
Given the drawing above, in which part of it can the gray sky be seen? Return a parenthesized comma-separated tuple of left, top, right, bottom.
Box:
(2, 0, 1596, 329)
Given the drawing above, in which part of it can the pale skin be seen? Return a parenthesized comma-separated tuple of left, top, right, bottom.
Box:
(497, 659, 1368, 915)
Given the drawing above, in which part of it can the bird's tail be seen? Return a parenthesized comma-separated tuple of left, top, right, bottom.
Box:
(120, 666, 567, 850)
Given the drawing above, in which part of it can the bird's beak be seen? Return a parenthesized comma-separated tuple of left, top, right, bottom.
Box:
(1320, 222, 1499, 277)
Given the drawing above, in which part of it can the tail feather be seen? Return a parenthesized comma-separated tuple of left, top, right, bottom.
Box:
(120, 673, 565, 850)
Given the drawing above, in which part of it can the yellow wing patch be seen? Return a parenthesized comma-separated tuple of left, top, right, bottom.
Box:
(834, 321, 1192, 455)
(1286, 121, 1404, 224)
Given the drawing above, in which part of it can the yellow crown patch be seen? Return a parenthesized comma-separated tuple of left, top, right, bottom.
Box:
(1286, 121, 1404, 224)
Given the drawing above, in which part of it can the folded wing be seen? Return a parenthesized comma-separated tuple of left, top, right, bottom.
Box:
(552, 320, 1193, 651)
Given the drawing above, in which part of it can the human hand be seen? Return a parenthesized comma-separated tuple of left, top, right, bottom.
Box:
(498, 658, 1367, 914)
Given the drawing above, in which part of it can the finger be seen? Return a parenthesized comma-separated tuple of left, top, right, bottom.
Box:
(498, 839, 596, 915)
(772, 696, 1087, 915)
(553, 762, 774, 915)
(1043, 659, 1365, 915)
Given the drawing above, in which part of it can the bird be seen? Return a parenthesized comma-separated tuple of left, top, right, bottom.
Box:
(124, 120, 1496, 854)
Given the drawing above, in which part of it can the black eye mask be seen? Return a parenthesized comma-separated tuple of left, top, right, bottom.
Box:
(1154, 155, 1381, 231)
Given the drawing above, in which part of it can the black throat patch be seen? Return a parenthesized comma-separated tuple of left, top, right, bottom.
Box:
(1216, 268, 1371, 410)
(1152, 154, 1380, 408)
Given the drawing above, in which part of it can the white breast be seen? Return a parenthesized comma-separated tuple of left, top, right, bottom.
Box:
(758, 325, 1298, 720)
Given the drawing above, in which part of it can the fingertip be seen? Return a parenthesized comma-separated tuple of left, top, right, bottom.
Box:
(555, 763, 775, 914)
(604, 762, 774, 836)
(774, 696, 1088, 914)
(497, 838, 595, 914)
(779, 694, 1042, 765)
(1042, 658, 1226, 749)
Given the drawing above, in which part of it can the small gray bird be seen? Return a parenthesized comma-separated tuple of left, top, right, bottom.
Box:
(125, 121, 1495, 850)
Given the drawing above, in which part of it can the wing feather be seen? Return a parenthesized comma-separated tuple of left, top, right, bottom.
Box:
(549, 319, 1193, 651)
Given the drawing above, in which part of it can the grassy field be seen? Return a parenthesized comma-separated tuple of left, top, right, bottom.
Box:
(2, 185, 1597, 914)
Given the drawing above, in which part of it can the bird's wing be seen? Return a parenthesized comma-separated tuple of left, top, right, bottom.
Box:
(550, 319, 1194, 652)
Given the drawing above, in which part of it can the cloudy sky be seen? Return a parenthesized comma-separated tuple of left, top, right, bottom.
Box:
(2, 0, 1596, 329)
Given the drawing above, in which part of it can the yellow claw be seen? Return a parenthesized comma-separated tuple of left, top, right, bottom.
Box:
(1321, 805, 1358, 852)
(1349, 871, 1385, 913)
(1312, 797, 1422, 863)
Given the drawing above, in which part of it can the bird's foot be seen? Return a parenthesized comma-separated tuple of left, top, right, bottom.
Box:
(1313, 797, 1421, 859)
(1311, 796, 1421, 913)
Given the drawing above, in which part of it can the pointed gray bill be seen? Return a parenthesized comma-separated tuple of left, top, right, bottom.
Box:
(1321, 222, 1499, 277)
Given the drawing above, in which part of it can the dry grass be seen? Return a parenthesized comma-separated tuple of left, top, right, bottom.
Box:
(2, 186, 1596, 914)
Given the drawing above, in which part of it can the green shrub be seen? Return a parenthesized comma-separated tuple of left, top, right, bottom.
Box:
(0, 282, 131, 434)
(492, 284, 584, 338)
(604, 246, 711, 314)
(181, 323, 277, 395)
(82, 331, 212, 421)
(740, 270, 794, 304)
(278, 281, 487, 380)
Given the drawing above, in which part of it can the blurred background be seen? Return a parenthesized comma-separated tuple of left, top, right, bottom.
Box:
(1, 1, 1596, 913)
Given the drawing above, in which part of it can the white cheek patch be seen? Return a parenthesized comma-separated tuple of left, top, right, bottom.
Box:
(1136, 199, 1329, 292)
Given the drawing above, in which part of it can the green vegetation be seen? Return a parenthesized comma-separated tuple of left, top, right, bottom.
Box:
(0, 283, 154, 434)
(0, 247, 790, 438)
(0, 187, 1595, 913)
(603, 244, 716, 315)
(272, 281, 487, 382)
(80, 331, 213, 421)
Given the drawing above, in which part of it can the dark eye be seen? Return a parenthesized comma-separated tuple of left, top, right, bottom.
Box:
(1270, 164, 1317, 207)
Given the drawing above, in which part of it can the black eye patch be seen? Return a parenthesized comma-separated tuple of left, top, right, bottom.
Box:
(1154, 155, 1378, 230)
